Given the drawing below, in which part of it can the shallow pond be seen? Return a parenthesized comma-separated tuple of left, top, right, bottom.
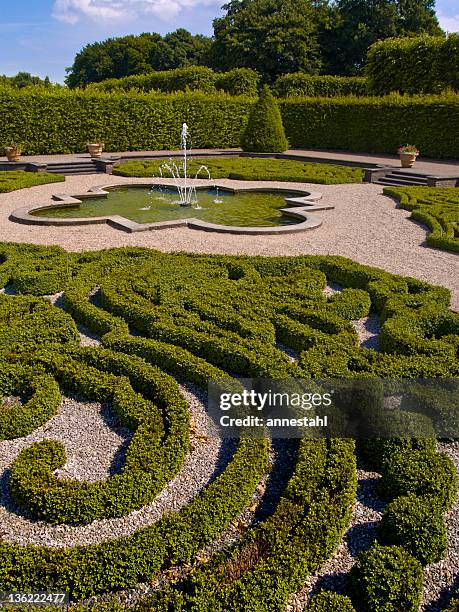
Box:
(32, 186, 301, 227)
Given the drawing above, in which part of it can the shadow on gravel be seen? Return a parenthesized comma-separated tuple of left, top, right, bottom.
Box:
(424, 574, 459, 612)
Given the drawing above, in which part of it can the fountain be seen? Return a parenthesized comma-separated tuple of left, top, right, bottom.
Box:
(20, 121, 330, 234)
(157, 123, 211, 207)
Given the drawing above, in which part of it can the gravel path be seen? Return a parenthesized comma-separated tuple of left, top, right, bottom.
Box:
(352, 314, 381, 351)
(1, 176, 457, 311)
(421, 442, 459, 611)
(0, 384, 233, 548)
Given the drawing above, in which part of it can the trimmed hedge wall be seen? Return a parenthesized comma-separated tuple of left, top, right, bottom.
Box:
(1, 86, 458, 158)
(366, 34, 459, 95)
(274, 73, 368, 98)
(0, 88, 252, 154)
(89, 66, 261, 97)
(92, 69, 368, 99)
(280, 93, 459, 159)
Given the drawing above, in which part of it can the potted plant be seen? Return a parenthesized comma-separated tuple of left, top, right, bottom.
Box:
(86, 141, 104, 158)
(397, 144, 419, 168)
(4, 144, 22, 162)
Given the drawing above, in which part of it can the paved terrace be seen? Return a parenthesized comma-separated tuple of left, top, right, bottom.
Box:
(3, 148, 459, 176)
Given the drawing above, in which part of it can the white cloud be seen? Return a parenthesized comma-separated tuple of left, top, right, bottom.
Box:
(438, 13, 459, 33)
(52, 0, 221, 24)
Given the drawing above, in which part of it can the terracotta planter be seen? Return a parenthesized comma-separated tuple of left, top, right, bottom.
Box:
(87, 143, 104, 158)
(399, 152, 417, 168)
(5, 147, 21, 162)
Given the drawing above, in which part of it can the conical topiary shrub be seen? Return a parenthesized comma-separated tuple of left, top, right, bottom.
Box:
(241, 85, 288, 153)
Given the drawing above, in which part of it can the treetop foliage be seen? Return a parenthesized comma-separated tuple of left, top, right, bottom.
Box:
(65, 29, 212, 88)
(0, 72, 53, 89)
(64, 0, 445, 87)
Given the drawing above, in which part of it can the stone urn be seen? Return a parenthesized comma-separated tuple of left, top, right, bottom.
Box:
(4, 145, 21, 162)
(87, 142, 104, 158)
(399, 152, 418, 168)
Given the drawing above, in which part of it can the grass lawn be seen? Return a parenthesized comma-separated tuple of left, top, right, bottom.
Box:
(0, 171, 65, 193)
(113, 156, 364, 184)
(385, 186, 459, 253)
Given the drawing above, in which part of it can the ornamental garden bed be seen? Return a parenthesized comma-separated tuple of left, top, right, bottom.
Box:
(0, 171, 64, 193)
(113, 157, 364, 185)
(0, 244, 457, 610)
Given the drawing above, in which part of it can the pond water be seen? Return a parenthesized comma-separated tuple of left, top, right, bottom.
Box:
(32, 186, 301, 227)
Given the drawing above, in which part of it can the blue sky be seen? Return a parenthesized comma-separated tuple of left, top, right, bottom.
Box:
(1, 0, 458, 83)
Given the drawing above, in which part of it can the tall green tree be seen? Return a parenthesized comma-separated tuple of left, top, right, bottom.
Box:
(210, 0, 323, 83)
(65, 30, 212, 88)
(320, 0, 443, 75)
(0, 72, 53, 88)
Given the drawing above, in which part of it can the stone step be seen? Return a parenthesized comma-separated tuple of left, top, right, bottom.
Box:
(47, 165, 97, 170)
(375, 176, 428, 187)
(45, 161, 101, 175)
(391, 170, 431, 179)
(374, 177, 420, 187)
(47, 169, 99, 175)
(388, 173, 428, 184)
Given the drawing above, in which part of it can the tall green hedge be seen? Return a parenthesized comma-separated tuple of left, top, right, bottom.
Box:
(0, 87, 251, 154)
(280, 93, 459, 159)
(366, 34, 459, 95)
(88, 66, 261, 97)
(1, 86, 458, 158)
(274, 73, 368, 98)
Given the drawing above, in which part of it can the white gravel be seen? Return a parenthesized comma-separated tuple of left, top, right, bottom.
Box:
(352, 314, 381, 351)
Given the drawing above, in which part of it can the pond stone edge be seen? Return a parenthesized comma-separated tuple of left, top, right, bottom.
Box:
(9, 182, 331, 236)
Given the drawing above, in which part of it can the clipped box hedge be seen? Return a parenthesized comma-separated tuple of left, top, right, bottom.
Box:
(349, 544, 424, 612)
(306, 592, 356, 611)
(383, 186, 459, 254)
(378, 494, 447, 565)
(366, 34, 459, 95)
(274, 73, 368, 98)
(0, 243, 458, 607)
(89, 66, 261, 97)
(0, 171, 64, 193)
(1, 87, 459, 158)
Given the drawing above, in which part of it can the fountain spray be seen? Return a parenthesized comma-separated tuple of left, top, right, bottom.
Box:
(158, 123, 211, 207)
